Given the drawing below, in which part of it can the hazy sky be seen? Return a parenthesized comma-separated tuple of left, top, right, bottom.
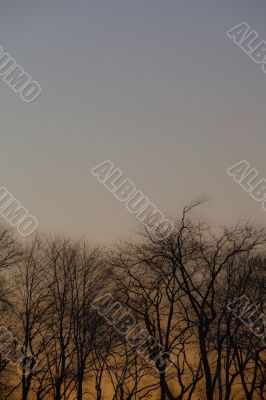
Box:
(1, 0, 266, 243)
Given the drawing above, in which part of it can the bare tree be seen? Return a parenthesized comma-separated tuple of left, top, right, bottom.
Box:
(40, 238, 77, 400)
(0, 226, 20, 396)
(69, 244, 105, 400)
(0, 205, 265, 400)
(110, 203, 266, 400)
(10, 236, 50, 400)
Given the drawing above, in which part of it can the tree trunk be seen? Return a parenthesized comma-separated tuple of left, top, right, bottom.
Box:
(77, 371, 84, 400)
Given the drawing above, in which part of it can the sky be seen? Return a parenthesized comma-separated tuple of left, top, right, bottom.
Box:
(0, 0, 266, 243)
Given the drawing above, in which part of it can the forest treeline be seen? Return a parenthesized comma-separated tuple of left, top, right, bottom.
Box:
(0, 202, 265, 400)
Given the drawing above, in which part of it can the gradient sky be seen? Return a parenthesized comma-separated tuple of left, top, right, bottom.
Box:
(0, 0, 266, 243)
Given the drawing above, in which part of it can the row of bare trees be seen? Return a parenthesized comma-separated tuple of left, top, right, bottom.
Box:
(0, 202, 265, 399)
